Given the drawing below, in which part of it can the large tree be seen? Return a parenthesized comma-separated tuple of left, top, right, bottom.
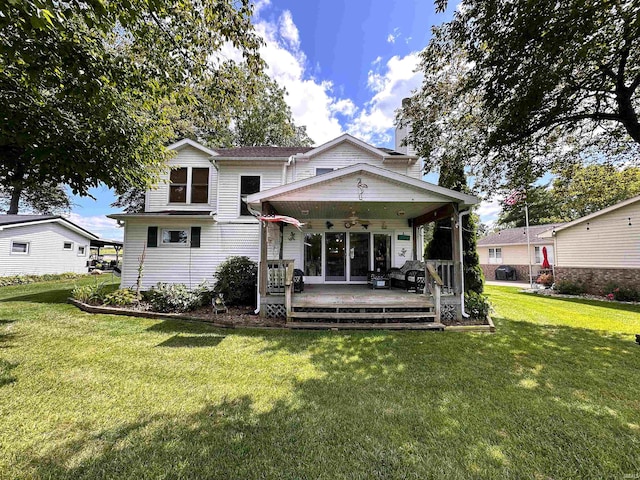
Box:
(407, 0, 640, 193)
(0, 0, 263, 214)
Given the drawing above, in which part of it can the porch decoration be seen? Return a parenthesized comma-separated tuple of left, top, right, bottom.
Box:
(259, 214, 305, 230)
(356, 177, 368, 200)
(288, 231, 296, 241)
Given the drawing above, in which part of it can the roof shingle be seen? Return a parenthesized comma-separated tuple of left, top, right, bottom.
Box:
(478, 224, 562, 246)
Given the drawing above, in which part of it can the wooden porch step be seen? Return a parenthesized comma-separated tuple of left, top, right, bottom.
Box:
(291, 302, 434, 309)
(287, 322, 446, 331)
(289, 311, 436, 320)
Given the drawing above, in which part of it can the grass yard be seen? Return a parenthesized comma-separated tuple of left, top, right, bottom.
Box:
(1, 279, 639, 479)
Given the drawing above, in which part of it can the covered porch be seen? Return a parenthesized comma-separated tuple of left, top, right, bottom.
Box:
(247, 164, 479, 325)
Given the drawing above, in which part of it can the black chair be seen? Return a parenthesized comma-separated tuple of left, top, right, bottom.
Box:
(293, 269, 305, 293)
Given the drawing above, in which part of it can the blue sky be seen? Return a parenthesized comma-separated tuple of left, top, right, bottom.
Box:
(69, 0, 500, 239)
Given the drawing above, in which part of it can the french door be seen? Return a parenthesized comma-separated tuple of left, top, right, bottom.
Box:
(324, 232, 371, 282)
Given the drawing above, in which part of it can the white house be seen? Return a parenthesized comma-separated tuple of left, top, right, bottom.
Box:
(110, 134, 479, 324)
(0, 215, 99, 276)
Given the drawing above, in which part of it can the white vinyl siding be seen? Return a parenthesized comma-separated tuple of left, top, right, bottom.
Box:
(290, 143, 421, 182)
(0, 222, 92, 276)
(119, 219, 260, 290)
(146, 146, 217, 212)
(554, 200, 640, 268)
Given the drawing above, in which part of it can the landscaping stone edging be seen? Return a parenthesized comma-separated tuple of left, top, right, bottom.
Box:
(69, 298, 495, 332)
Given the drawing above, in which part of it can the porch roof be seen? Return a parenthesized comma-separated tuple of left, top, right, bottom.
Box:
(247, 163, 478, 221)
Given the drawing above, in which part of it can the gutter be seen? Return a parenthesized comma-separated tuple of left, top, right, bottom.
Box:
(458, 209, 471, 318)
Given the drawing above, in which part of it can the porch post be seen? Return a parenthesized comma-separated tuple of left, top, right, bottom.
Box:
(451, 213, 462, 295)
(259, 202, 268, 298)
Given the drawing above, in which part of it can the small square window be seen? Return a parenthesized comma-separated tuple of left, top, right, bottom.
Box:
(77, 246, 86, 256)
(315, 168, 334, 176)
(161, 229, 189, 245)
(11, 241, 29, 254)
(63, 242, 74, 250)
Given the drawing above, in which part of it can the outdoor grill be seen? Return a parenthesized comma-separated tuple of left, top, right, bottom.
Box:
(495, 265, 517, 281)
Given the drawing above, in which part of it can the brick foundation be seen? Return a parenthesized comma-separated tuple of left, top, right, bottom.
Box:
(481, 264, 536, 282)
(554, 267, 640, 295)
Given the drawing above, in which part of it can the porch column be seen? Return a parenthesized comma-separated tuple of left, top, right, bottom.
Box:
(451, 214, 462, 295)
(259, 202, 268, 297)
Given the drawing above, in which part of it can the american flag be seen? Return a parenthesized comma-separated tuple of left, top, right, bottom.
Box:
(504, 189, 525, 206)
(258, 215, 305, 230)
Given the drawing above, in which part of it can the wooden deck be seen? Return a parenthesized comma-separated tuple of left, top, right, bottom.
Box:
(290, 284, 439, 325)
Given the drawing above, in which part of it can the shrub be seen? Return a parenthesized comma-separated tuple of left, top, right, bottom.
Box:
(213, 256, 257, 306)
(103, 288, 138, 307)
(465, 291, 492, 320)
(0, 272, 85, 288)
(536, 273, 554, 287)
(71, 281, 108, 305)
(605, 283, 640, 302)
(554, 280, 586, 295)
(143, 282, 210, 313)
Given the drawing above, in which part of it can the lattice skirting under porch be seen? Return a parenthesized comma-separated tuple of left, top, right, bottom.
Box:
(441, 304, 457, 321)
(264, 303, 286, 319)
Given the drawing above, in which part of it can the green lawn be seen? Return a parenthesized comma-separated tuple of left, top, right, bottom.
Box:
(1, 279, 639, 479)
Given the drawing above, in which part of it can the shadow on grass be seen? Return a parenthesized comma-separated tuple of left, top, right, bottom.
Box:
(157, 334, 225, 348)
(9, 307, 640, 478)
(0, 282, 118, 305)
(0, 358, 17, 387)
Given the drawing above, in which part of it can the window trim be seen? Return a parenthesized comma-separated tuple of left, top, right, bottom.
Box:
(167, 166, 210, 205)
(238, 174, 262, 217)
(160, 228, 190, 247)
(10, 240, 30, 255)
(63, 241, 74, 251)
(488, 247, 502, 264)
(77, 245, 87, 256)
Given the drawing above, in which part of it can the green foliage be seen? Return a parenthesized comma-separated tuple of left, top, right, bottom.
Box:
(604, 284, 640, 302)
(213, 256, 257, 306)
(464, 291, 492, 320)
(103, 289, 137, 307)
(71, 281, 108, 305)
(0, 272, 85, 288)
(404, 0, 640, 195)
(0, 0, 264, 213)
(143, 282, 210, 313)
(497, 184, 566, 228)
(554, 280, 587, 295)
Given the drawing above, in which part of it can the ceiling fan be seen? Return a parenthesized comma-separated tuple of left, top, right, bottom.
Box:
(343, 210, 370, 229)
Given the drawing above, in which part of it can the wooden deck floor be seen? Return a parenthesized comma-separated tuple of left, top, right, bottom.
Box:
(293, 284, 432, 308)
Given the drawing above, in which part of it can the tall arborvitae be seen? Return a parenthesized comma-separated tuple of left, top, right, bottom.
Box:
(425, 157, 483, 293)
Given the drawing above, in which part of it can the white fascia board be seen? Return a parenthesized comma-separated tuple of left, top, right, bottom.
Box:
(167, 138, 219, 157)
(247, 163, 479, 206)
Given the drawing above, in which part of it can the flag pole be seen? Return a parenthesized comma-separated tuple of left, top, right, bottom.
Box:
(525, 200, 533, 288)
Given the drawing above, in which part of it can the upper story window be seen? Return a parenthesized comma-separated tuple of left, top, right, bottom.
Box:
(240, 176, 261, 216)
(169, 167, 210, 204)
(316, 168, 335, 176)
(169, 168, 188, 203)
(488, 247, 502, 264)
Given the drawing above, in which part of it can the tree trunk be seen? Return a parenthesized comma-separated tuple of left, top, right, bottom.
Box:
(6, 162, 25, 215)
(617, 88, 640, 144)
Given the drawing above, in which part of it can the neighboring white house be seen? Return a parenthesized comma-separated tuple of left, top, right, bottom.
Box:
(539, 195, 640, 293)
(0, 215, 99, 276)
(110, 134, 479, 321)
(477, 224, 562, 281)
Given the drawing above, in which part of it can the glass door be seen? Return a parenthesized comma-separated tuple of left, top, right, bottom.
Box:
(373, 234, 392, 273)
(325, 232, 346, 281)
(349, 232, 370, 281)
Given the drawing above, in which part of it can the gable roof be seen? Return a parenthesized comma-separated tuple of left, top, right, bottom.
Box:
(545, 194, 640, 235)
(296, 133, 417, 161)
(478, 224, 562, 247)
(0, 215, 100, 240)
(247, 163, 478, 206)
(167, 138, 219, 157)
(213, 146, 314, 159)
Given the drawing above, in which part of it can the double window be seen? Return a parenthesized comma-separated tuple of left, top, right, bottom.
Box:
(240, 176, 261, 216)
(488, 247, 502, 264)
(169, 167, 210, 204)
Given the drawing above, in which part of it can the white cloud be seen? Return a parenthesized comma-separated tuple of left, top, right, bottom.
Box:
(252, 10, 349, 144)
(347, 53, 423, 146)
(65, 213, 123, 240)
(387, 28, 400, 44)
(476, 198, 502, 226)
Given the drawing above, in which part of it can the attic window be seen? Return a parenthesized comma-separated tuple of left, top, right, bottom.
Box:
(316, 168, 334, 176)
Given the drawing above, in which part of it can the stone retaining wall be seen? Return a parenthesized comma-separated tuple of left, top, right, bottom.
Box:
(554, 267, 640, 295)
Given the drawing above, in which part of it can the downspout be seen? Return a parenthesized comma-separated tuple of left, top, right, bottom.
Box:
(254, 220, 263, 315)
(458, 209, 471, 318)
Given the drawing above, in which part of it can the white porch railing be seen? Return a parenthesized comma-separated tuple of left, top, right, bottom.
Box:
(266, 259, 294, 295)
(426, 260, 456, 295)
